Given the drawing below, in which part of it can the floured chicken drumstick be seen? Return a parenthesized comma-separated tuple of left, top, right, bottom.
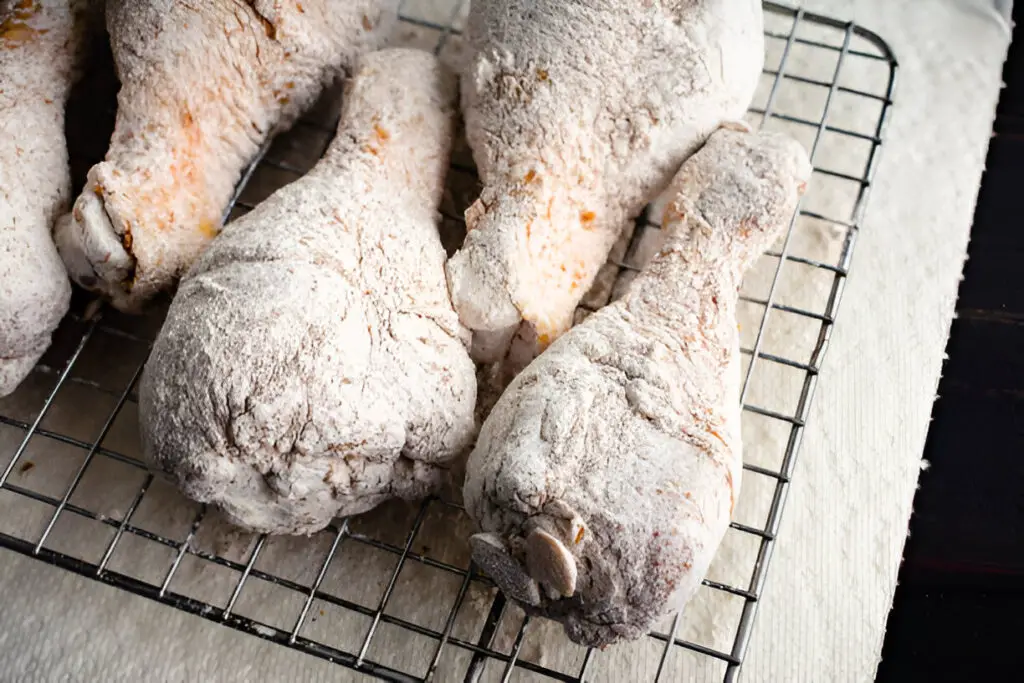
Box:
(465, 129, 811, 647)
(139, 49, 476, 535)
(446, 0, 763, 374)
(0, 0, 100, 396)
(55, 0, 396, 312)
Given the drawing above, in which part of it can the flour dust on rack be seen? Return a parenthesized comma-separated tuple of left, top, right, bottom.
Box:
(0, 2, 896, 682)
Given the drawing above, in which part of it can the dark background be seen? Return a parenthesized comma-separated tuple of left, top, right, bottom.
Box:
(876, 5, 1024, 680)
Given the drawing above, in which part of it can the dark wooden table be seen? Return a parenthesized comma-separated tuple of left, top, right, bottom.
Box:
(875, 6, 1024, 680)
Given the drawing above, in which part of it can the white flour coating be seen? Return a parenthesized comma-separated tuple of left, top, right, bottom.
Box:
(446, 0, 764, 381)
(139, 48, 477, 536)
(0, 0, 100, 396)
(465, 129, 811, 647)
(54, 0, 397, 312)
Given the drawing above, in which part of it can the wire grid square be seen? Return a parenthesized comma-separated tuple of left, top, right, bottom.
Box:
(0, 3, 896, 682)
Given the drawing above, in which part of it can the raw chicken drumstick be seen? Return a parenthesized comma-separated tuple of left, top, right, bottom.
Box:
(0, 0, 100, 396)
(446, 0, 764, 374)
(55, 0, 396, 312)
(139, 48, 477, 536)
(464, 129, 811, 647)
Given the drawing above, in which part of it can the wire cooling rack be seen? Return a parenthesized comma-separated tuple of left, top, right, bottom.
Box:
(0, 3, 897, 682)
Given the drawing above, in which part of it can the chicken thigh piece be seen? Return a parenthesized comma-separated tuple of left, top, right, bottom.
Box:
(55, 0, 396, 312)
(464, 129, 811, 647)
(0, 0, 100, 396)
(139, 49, 476, 536)
(446, 0, 764, 372)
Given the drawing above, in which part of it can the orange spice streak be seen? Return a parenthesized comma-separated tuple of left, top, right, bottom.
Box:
(197, 219, 218, 240)
(725, 470, 735, 516)
(0, 0, 44, 46)
(132, 107, 208, 236)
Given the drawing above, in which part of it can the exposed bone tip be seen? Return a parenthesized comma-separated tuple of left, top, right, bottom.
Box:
(718, 119, 753, 134)
(469, 532, 505, 553)
(470, 533, 541, 606)
(541, 500, 586, 547)
(525, 527, 577, 598)
(55, 191, 133, 301)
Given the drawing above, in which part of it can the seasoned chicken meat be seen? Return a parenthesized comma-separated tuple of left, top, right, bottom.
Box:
(0, 0, 101, 396)
(446, 0, 764, 378)
(140, 49, 476, 535)
(56, 0, 396, 311)
(465, 129, 811, 646)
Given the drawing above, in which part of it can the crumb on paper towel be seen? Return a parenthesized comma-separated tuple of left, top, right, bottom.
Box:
(251, 624, 277, 638)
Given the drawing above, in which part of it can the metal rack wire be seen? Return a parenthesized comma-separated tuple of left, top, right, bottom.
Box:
(0, 3, 897, 682)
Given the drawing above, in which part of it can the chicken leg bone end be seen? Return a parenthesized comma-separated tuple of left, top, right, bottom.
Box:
(717, 119, 753, 133)
(470, 533, 542, 606)
(54, 185, 136, 309)
(446, 245, 521, 334)
(525, 527, 578, 598)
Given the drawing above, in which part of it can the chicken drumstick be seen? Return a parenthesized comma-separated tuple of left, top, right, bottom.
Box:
(446, 0, 764, 377)
(464, 129, 811, 647)
(56, 0, 396, 311)
(140, 48, 476, 535)
(0, 0, 101, 396)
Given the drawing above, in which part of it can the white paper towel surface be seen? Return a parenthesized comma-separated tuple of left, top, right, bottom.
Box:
(0, 1, 1010, 681)
(742, 2, 1008, 681)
